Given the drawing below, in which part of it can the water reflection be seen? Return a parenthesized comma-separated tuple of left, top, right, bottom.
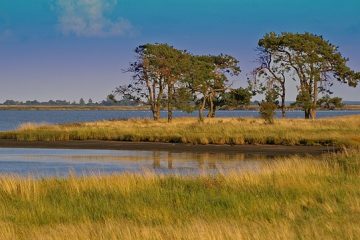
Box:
(0, 148, 295, 177)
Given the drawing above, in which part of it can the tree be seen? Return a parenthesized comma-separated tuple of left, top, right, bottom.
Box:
(259, 89, 279, 124)
(223, 87, 253, 109)
(199, 54, 241, 118)
(252, 42, 289, 117)
(88, 98, 93, 105)
(184, 54, 240, 120)
(79, 98, 85, 105)
(118, 44, 166, 120)
(173, 87, 196, 113)
(118, 44, 190, 121)
(257, 32, 359, 119)
(119, 44, 240, 122)
(3, 100, 20, 105)
(183, 56, 216, 121)
(317, 94, 343, 110)
(144, 44, 190, 122)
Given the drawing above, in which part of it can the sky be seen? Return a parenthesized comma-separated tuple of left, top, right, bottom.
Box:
(0, 0, 359, 102)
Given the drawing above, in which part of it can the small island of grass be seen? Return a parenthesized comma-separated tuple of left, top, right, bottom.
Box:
(1, 116, 359, 149)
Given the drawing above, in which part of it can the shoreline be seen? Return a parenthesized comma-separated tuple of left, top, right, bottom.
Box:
(0, 105, 150, 111)
(1, 105, 360, 111)
(0, 140, 337, 155)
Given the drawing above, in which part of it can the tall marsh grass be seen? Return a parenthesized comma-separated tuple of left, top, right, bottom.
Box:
(1, 116, 360, 147)
(0, 152, 359, 239)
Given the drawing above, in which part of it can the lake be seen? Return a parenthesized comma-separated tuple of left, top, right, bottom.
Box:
(0, 147, 309, 177)
(0, 110, 344, 177)
(1, 110, 360, 131)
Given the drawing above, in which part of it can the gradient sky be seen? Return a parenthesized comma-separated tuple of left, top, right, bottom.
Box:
(0, 0, 359, 102)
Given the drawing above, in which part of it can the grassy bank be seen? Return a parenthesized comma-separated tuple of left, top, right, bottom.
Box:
(1, 116, 360, 148)
(0, 151, 359, 240)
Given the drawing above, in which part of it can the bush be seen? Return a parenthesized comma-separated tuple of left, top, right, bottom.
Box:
(259, 101, 277, 124)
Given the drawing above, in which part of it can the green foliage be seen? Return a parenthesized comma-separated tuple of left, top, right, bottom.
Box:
(258, 32, 360, 119)
(113, 35, 359, 121)
(259, 102, 277, 124)
(223, 87, 253, 108)
(292, 90, 313, 110)
(119, 43, 241, 121)
(259, 89, 279, 124)
(317, 94, 343, 109)
(116, 43, 190, 120)
(178, 53, 241, 120)
(79, 98, 85, 105)
(173, 87, 195, 113)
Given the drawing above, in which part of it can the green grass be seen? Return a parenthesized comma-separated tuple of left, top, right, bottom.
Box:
(0, 151, 359, 239)
(1, 116, 360, 147)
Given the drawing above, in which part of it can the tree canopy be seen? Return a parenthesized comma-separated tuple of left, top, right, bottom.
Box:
(116, 44, 241, 121)
(257, 32, 359, 119)
(113, 33, 359, 122)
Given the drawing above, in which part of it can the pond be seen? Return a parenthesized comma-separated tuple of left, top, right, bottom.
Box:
(0, 147, 307, 177)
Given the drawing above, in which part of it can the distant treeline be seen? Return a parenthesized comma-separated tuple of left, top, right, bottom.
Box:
(1, 97, 140, 107)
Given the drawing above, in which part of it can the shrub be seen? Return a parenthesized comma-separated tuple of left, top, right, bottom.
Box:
(259, 101, 277, 124)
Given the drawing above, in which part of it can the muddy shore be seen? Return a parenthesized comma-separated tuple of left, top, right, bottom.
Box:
(0, 140, 337, 155)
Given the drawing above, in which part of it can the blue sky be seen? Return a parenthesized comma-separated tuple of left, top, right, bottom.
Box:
(0, 0, 359, 102)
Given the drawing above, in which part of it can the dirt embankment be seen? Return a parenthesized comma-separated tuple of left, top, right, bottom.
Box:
(0, 139, 337, 155)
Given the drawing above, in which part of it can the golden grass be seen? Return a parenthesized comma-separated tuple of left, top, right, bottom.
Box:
(1, 116, 360, 147)
(3, 219, 358, 240)
(0, 152, 359, 239)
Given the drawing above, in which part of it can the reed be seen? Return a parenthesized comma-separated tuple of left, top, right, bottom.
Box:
(0, 151, 359, 239)
(1, 116, 360, 147)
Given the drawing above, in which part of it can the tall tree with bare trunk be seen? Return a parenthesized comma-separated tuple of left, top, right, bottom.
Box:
(257, 32, 359, 119)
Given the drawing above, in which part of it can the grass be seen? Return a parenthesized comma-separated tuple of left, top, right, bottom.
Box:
(1, 116, 360, 147)
(0, 151, 359, 239)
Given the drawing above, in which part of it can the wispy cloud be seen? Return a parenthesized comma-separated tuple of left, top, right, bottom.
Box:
(56, 0, 133, 37)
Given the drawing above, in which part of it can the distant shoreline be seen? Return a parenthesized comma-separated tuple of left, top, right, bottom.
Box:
(0, 105, 150, 111)
(0, 140, 336, 155)
(0, 105, 360, 111)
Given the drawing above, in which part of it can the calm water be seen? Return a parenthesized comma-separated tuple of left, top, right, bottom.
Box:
(0, 148, 290, 177)
(1, 110, 360, 131)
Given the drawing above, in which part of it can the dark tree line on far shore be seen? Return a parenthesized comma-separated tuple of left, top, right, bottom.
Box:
(113, 32, 359, 122)
(1, 97, 138, 107)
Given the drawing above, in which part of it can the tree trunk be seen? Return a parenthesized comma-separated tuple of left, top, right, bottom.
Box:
(199, 97, 207, 122)
(152, 106, 161, 121)
(167, 85, 173, 123)
(207, 96, 215, 118)
(281, 82, 286, 118)
(310, 108, 317, 120)
(310, 79, 318, 120)
(147, 82, 157, 121)
(151, 109, 156, 120)
(152, 78, 164, 121)
(304, 108, 311, 119)
(198, 109, 204, 122)
(211, 107, 216, 118)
